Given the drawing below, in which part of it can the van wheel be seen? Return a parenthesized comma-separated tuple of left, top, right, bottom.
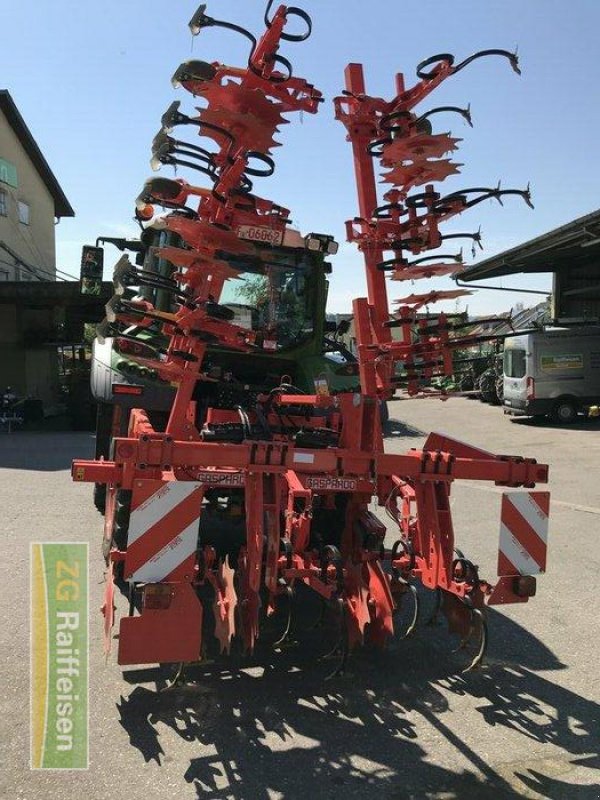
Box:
(551, 400, 578, 424)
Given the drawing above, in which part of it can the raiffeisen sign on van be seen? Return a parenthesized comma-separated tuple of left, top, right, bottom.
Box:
(540, 354, 584, 372)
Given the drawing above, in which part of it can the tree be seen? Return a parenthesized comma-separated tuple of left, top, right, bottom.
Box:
(236, 275, 269, 306)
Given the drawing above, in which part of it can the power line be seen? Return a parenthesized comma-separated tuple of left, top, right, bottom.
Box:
(0, 240, 76, 281)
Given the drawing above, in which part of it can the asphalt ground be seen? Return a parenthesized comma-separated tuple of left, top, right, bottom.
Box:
(1, 399, 599, 799)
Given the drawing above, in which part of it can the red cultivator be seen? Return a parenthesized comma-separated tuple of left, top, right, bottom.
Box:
(73, 3, 550, 679)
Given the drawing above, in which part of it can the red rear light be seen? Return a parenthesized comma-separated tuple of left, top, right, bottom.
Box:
(526, 377, 535, 400)
(116, 442, 135, 459)
(113, 384, 143, 396)
(114, 337, 133, 354)
(114, 337, 157, 360)
(143, 584, 174, 610)
(513, 575, 536, 598)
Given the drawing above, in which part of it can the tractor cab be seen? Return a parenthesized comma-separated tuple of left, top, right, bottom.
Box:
(86, 226, 355, 513)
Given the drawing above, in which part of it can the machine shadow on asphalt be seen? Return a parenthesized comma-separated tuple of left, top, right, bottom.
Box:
(115, 596, 599, 800)
(0, 431, 95, 471)
(382, 417, 426, 439)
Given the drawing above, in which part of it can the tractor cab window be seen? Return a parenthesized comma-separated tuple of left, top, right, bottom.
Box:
(220, 252, 315, 351)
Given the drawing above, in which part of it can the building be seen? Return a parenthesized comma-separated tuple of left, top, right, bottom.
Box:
(0, 90, 77, 409)
(0, 89, 74, 281)
(460, 209, 600, 323)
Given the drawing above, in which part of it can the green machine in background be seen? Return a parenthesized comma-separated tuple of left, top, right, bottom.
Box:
(87, 225, 362, 512)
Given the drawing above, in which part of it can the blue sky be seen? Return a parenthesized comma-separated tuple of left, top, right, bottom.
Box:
(4, 0, 599, 315)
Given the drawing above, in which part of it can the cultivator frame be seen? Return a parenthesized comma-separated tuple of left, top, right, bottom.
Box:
(74, 398, 548, 669)
(73, 2, 550, 677)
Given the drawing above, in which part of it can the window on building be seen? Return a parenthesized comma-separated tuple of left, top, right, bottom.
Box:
(0, 190, 7, 217)
(18, 200, 30, 225)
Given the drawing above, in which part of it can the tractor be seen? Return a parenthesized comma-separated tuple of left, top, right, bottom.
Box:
(89, 223, 361, 514)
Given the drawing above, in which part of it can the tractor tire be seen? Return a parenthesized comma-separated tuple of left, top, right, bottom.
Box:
(93, 483, 107, 515)
(495, 376, 504, 404)
(479, 371, 499, 404)
(551, 399, 578, 425)
(459, 374, 475, 392)
(93, 402, 113, 515)
(113, 490, 132, 551)
(103, 489, 132, 580)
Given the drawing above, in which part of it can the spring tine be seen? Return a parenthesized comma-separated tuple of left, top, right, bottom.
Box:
(462, 608, 488, 673)
(310, 597, 327, 630)
(324, 598, 349, 680)
(273, 585, 295, 647)
(321, 598, 345, 660)
(399, 582, 419, 639)
(426, 587, 443, 625)
(161, 661, 187, 690)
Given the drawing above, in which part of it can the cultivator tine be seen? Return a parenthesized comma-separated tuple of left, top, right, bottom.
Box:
(345, 563, 371, 648)
(441, 590, 488, 671)
(365, 561, 395, 646)
(459, 608, 488, 673)
(272, 584, 295, 647)
(323, 598, 349, 680)
(394, 578, 419, 639)
(302, 596, 326, 631)
(239, 590, 261, 653)
(427, 588, 443, 626)
(163, 662, 188, 690)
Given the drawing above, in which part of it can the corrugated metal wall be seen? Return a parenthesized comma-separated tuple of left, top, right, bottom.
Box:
(555, 264, 600, 320)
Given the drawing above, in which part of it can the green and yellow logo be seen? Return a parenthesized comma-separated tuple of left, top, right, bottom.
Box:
(31, 543, 88, 769)
(540, 353, 583, 372)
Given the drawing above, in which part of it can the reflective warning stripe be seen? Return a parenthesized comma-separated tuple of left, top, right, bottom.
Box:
(131, 520, 199, 583)
(128, 482, 200, 546)
(498, 491, 549, 576)
(124, 481, 203, 582)
(506, 492, 549, 544)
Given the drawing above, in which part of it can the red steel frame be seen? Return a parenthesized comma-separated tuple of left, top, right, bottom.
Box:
(74, 6, 549, 670)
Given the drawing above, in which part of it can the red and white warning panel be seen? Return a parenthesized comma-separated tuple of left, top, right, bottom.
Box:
(498, 491, 550, 576)
(124, 480, 204, 583)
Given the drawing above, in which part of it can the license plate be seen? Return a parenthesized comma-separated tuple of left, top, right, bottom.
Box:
(237, 225, 283, 246)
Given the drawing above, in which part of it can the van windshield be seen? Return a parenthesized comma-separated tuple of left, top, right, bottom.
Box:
(504, 348, 526, 378)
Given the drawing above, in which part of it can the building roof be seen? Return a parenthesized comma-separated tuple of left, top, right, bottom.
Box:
(466, 301, 549, 337)
(0, 90, 75, 218)
(460, 208, 600, 282)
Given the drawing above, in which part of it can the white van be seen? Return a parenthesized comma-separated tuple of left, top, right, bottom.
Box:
(503, 326, 600, 423)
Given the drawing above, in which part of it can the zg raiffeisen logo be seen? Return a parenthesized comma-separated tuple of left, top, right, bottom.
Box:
(30, 543, 88, 770)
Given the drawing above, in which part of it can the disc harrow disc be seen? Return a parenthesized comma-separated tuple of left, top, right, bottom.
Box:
(212, 556, 238, 654)
(381, 133, 461, 162)
(391, 262, 465, 281)
(197, 81, 287, 129)
(381, 159, 462, 188)
(200, 107, 282, 154)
